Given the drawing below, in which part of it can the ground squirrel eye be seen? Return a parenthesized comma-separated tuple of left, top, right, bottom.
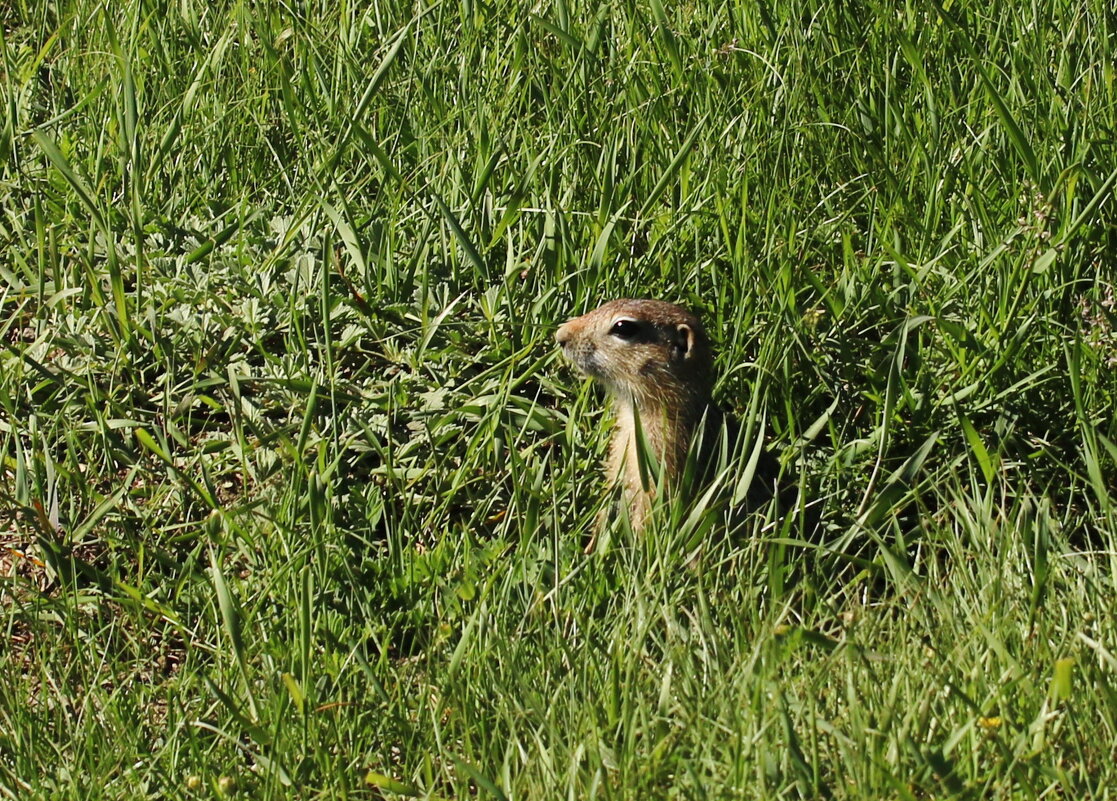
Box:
(609, 319, 641, 340)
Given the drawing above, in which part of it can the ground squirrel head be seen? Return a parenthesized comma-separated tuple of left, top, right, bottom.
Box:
(554, 299, 715, 410)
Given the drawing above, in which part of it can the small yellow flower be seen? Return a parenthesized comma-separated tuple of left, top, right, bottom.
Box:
(217, 775, 237, 796)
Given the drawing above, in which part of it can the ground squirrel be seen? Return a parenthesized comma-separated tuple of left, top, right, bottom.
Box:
(555, 298, 781, 532)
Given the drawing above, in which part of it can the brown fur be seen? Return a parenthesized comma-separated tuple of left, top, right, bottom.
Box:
(555, 299, 727, 530)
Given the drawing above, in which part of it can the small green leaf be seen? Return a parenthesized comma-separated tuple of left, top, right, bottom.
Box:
(1051, 658, 1074, 701)
(365, 772, 420, 796)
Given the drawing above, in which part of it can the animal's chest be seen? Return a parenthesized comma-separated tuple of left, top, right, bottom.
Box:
(608, 404, 672, 491)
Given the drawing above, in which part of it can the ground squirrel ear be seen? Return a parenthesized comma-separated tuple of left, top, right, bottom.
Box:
(674, 323, 696, 358)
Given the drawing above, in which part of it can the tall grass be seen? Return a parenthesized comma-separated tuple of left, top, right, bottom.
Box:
(2, 0, 1115, 797)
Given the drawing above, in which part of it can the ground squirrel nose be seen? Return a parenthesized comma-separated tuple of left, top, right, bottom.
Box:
(554, 323, 571, 345)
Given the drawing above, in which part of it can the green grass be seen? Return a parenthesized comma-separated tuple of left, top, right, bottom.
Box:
(2, 0, 1116, 797)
